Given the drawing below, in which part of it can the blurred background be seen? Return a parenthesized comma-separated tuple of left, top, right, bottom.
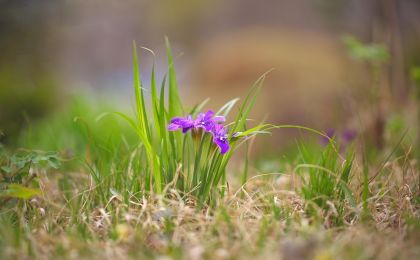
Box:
(1, 0, 419, 154)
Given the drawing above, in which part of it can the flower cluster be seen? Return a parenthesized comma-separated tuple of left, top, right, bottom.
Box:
(167, 110, 230, 154)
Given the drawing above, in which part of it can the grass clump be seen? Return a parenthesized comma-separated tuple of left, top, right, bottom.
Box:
(296, 140, 356, 226)
(96, 39, 269, 205)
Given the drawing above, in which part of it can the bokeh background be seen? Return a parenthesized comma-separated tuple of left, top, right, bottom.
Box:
(1, 0, 419, 152)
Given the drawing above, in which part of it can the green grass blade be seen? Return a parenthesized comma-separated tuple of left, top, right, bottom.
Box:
(165, 37, 183, 118)
(216, 98, 240, 117)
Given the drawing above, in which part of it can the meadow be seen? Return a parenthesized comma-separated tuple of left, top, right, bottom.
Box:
(0, 39, 419, 260)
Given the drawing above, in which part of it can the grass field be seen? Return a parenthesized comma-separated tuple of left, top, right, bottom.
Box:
(0, 41, 419, 260)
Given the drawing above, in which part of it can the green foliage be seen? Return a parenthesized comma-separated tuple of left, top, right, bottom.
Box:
(0, 148, 61, 201)
(343, 35, 390, 64)
(1, 184, 41, 199)
(410, 66, 420, 85)
(22, 96, 135, 154)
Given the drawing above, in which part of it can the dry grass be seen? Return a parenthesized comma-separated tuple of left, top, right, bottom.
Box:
(1, 153, 418, 260)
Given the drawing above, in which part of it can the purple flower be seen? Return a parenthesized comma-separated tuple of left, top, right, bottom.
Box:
(342, 129, 357, 143)
(167, 110, 230, 155)
(167, 115, 194, 133)
(194, 110, 225, 132)
(211, 124, 230, 154)
(320, 128, 357, 150)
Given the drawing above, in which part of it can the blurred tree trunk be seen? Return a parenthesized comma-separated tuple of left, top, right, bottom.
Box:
(386, 0, 407, 102)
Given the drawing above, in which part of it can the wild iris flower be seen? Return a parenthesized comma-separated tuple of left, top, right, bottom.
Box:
(211, 123, 230, 154)
(167, 116, 195, 133)
(167, 110, 230, 154)
(194, 110, 225, 132)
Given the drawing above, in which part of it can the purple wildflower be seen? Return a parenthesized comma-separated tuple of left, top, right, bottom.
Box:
(194, 110, 225, 132)
(320, 128, 357, 151)
(167, 115, 194, 133)
(167, 110, 231, 154)
(211, 124, 230, 154)
(342, 129, 357, 143)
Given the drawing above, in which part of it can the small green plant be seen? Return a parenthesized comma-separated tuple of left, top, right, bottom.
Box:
(343, 35, 389, 64)
(0, 147, 60, 201)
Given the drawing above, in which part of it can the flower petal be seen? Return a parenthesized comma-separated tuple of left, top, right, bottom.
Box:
(214, 138, 230, 154)
(182, 125, 194, 133)
(168, 116, 194, 133)
(170, 117, 183, 124)
(213, 116, 226, 122)
(168, 123, 181, 131)
(204, 110, 214, 119)
(342, 129, 357, 143)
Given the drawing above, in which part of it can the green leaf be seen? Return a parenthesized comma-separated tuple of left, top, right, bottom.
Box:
(1, 184, 41, 199)
(1, 166, 12, 173)
(343, 35, 389, 63)
(190, 98, 210, 116)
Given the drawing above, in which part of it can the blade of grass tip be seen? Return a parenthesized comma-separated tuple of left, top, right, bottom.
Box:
(165, 36, 183, 118)
(231, 76, 264, 135)
(190, 98, 210, 116)
(140, 46, 161, 140)
(96, 112, 138, 132)
(165, 37, 184, 163)
(132, 41, 151, 140)
(158, 75, 168, 139)
(132, 41, 144, 127)
(368, 128, 409, 184)
(132, 41, 162, 193)
(231, 69, 273, 135)
(140, 46, 160, 139)
(216, 98, 240, 117)
(235, 124, 271, 137)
